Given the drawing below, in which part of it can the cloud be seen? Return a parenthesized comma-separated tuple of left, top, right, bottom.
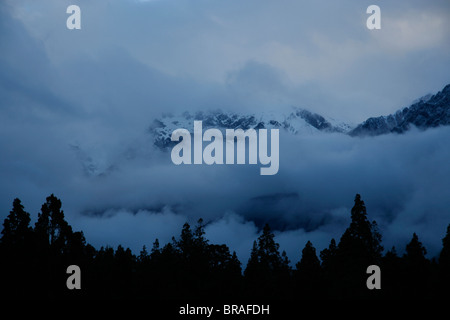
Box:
(1, 0, 449, 265)
(5, 0, 450, 121)
(2, 121, 449, 262)
(73, 207, 188, 253)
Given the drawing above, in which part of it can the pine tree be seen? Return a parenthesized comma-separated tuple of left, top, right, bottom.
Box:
(319, 238, 337, 297)
(177, 222, 194, 259)
(333, 194, 383, 297)
(402, 233, 430, 298)
(149, 238, 161, 265)
(256, 224, 285, 271)
(114, 245, 136, 297)
(382, 246, 401, 298)
(338, 194, 383, 262)
(1, 198, 31, 247)
(159, 242, 182, 298)
(244, 224, 290, 298)
(0, 198, 33, 297)
(194, 218, 208, 248)
(245, 224, 285, 277)
(296, 241, 321, 273)
(438, 224, 450, 269)
(34, 194, 73, 254)
(438, 224, 450, 298)
(245, 240, 259, 278)
(404, 233, 427, 264)
(294, 241, 322, 297)
(193, 218, 210, 269)
(138, 245, 150, 264)
(229, 251, 242, 276)
(320, 238, 337, 271)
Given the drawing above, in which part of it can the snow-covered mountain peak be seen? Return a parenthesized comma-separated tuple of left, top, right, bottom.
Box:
(149, 107, 353, 149)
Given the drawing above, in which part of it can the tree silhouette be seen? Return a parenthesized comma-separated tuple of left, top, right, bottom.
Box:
(402, 233, 430, 298)
(1, 193, 449, 300)
(438, 224, 450, 298)
(0, 198, 33, 297)
(34, 194, 73, 255)
(439, 224, 450, 268)
(320, 238, 337, 271)
(380, 246, 402, 298)
(331, 194, 383, 297)
(114, 245, 136, 297)
(1, 198, 32, 247)
(294, 241, 322, 298)
(244, 223, 290, 298)
(93, 246, 115, 297)
(404, 233, 427, 264)
(338, 194, 383, 261)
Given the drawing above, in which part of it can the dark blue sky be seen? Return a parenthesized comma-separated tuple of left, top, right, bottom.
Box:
(1, 0, 449, 265)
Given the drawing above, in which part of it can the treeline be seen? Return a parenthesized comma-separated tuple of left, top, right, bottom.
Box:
(1, 193, 449, 299)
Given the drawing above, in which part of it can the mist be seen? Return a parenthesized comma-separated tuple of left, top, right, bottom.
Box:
(1, 1, 450, 266)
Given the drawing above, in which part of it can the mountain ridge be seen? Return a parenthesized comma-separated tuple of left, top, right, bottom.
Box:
(149, 107, 353, 149)
(349, 84, 450, 136)
(149, 83, 450, 148)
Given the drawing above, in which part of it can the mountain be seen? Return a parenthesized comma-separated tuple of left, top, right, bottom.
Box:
(71, 84, 449, 176)
(149, 108, 353, 149)
(349, 84, 450, 136)
(149, 84, 450, 148)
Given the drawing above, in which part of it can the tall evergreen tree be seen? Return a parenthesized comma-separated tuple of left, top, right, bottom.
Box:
(34, 194, 73, 254)
(114, 245, 136, 296)
(294, 241, 322, 297)
(138, 245, 150, 264)
(404, 233, 427, 264)
(229, 251, 242, 276)
(402, 233, 430, 298)
(0, 198, 33, 297)
(338, 194, 383, 262)
(245, 224, 285, 277)
(1, 198, 31, 247)
(296, 241, 321, 273)
(438, 225, 450, 268)
(438, 224, 450, 298)
(244, 224, 290, 298)
(320, 238, 337, 271)
(176, 222, 194, 259)
(381, 246, 402, 298)
(332, 194, 383, 298)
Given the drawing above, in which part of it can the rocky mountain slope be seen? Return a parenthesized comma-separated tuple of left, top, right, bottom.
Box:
(149, 83, 450, 148)
(349, 84, 450, 136)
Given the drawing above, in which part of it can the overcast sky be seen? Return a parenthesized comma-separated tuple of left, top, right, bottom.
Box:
(1, 0, 449, 265)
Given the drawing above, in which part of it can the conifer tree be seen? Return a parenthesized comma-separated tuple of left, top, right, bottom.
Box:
(229, 251, 242, 276)
(177, 222, 194, 259)
(296, 241, 321, 273)
(438, 224, 450, 269)
(438, 224, 450, 298)
(333, 194, 383, 297)
(34, 194, 73, 254)
(338, 194, 383, 262)
(0, 198, 33, 297)
(244, 224, 290, 297)
(320, 238, 337, 271)
(150, 238, 161, 261)
(402, 233, 430, 298)
(404, 233, 427, 264)
(1, 198, 31, 247)
(138, 245, 150, 264)
(295, 241, 322, 297)
(245, 224, 286, 276)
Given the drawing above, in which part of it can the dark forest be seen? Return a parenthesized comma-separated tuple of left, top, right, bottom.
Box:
(1, 193, 449, 300)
